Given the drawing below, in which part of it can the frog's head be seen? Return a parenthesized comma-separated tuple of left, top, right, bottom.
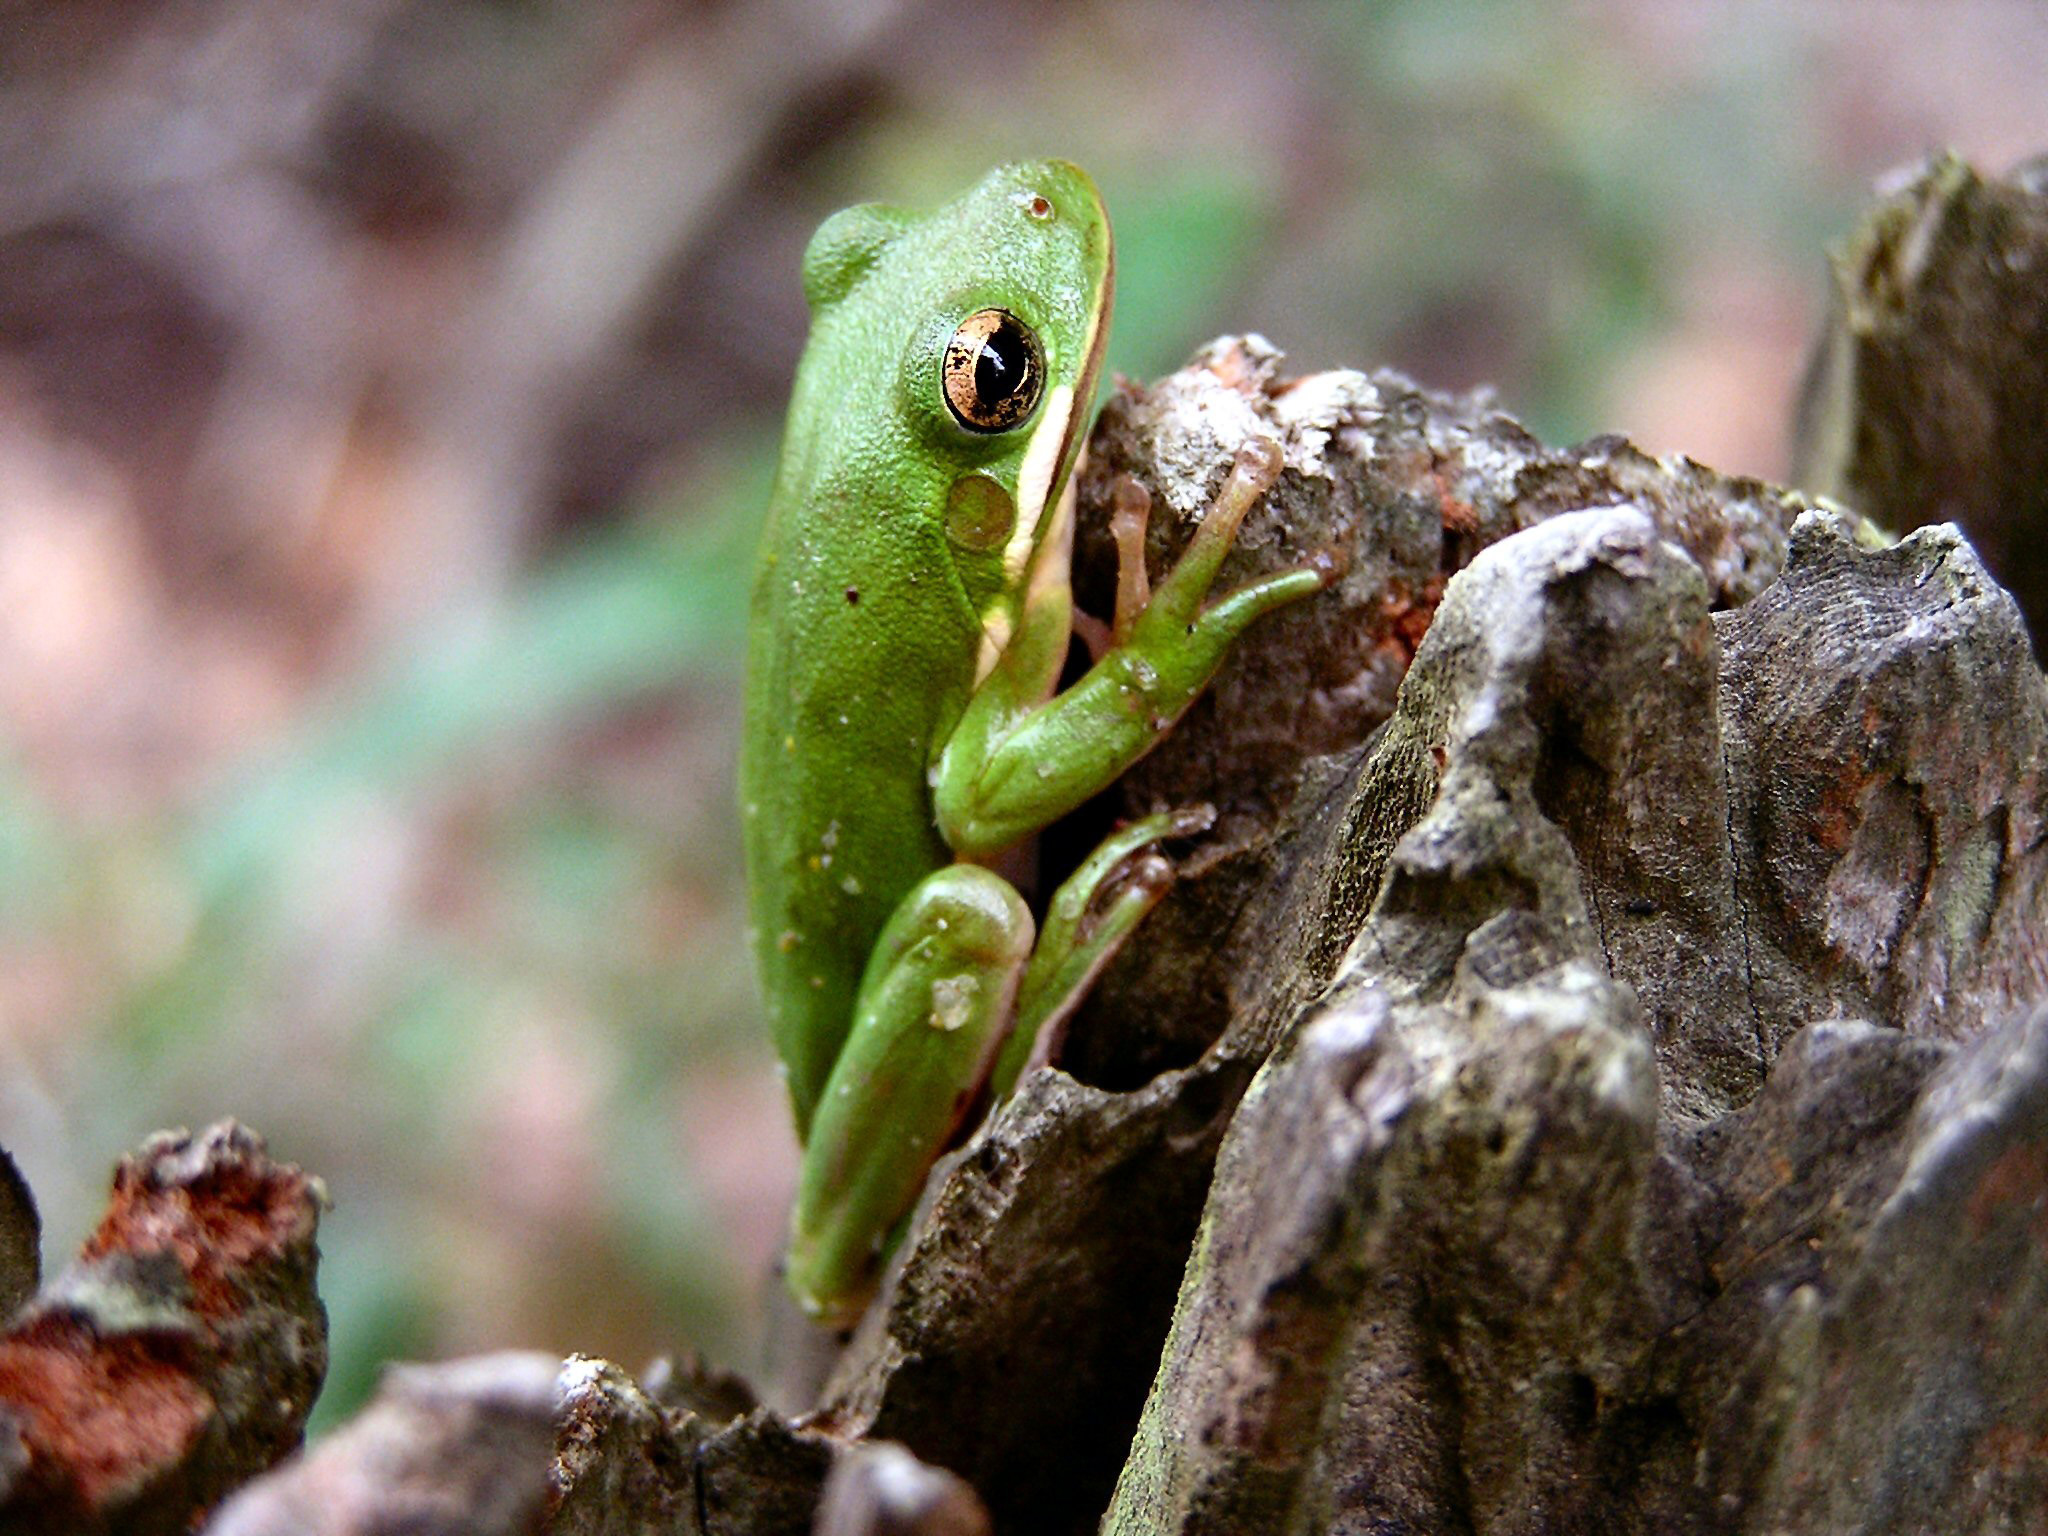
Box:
(800, 160, 1113, 617)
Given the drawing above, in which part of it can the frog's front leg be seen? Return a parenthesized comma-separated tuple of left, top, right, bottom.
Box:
(785, 863, 1032, 1325)
(933, 439, 1326, 857)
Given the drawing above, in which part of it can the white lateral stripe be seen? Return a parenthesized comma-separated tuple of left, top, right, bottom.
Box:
(1005, 383, 1072, 581)
(974, 608, 1013, 686)
(977, 465, 1072, 687)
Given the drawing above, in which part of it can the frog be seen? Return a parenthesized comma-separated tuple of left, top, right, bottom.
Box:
(742, 159, 1324, 1326)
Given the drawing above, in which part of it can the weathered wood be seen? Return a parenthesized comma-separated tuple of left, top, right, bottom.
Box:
(0, 1146, 37, 1318)
(0, 1124, 326, 1535)
(176, 323, 2048, 1531)
(805, 340, 1882, 1536)
(1794, 150, 2048, 657)
(1102, 501, 2048, 1535)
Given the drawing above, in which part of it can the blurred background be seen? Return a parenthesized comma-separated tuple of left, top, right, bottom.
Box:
(1, 0, 2044, 1428)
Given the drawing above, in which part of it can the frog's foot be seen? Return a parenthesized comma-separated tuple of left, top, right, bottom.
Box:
(786, 864, 1033, 1328)
(990, 805, 1215, 1098)
(1136, 437, 1334, 644)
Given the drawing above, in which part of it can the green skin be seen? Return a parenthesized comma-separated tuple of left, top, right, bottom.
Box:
(742, 160, 1322, 1325)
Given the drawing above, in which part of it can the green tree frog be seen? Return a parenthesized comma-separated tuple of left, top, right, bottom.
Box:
(743, 160, 1322, 1325)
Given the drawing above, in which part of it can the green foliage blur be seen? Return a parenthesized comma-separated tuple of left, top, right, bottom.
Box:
(0, 0, 2041, 1430)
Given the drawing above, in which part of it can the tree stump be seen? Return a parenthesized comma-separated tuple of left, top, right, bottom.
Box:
(5, 152, 2044, 1536)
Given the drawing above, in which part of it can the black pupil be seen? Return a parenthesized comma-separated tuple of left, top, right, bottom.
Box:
(975, 321, 1028, 404)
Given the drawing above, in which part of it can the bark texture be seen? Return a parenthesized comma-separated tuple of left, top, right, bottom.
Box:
(800, 344, 1892, 1536)
(1099, 504, 2048, 1536)
(1794, 151, 2048, 657)
(0, 1148, 36, 1319)
(0, 1122, 326, 1535)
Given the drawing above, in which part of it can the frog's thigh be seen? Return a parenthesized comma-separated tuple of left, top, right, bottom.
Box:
(786, 863, 1033, 1322)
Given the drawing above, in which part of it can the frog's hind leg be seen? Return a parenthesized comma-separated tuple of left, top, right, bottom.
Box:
(785, 864, 1032, 1327)
(989, 807, 1211, 1098)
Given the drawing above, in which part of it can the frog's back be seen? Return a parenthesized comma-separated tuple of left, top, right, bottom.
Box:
(741, 443, 977, 1131)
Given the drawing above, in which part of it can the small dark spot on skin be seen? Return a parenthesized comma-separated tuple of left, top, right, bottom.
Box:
(1625, 898, 1658, 917)
(845, 587, 861, 605)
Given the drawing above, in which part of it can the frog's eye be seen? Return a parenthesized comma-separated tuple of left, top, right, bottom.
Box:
(942, 309, 1044, 433)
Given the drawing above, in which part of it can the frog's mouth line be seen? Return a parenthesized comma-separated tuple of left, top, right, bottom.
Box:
(1064, 221, 1115, 494)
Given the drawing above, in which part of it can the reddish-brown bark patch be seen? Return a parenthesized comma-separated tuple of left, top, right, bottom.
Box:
(78, 1144, 318, 1320)
(1967, 1136, 2048, 1241)
(0, 1320, 210, 1507)
(1378, 574, 1446, 662)
(0, 1125, 326, 1531)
